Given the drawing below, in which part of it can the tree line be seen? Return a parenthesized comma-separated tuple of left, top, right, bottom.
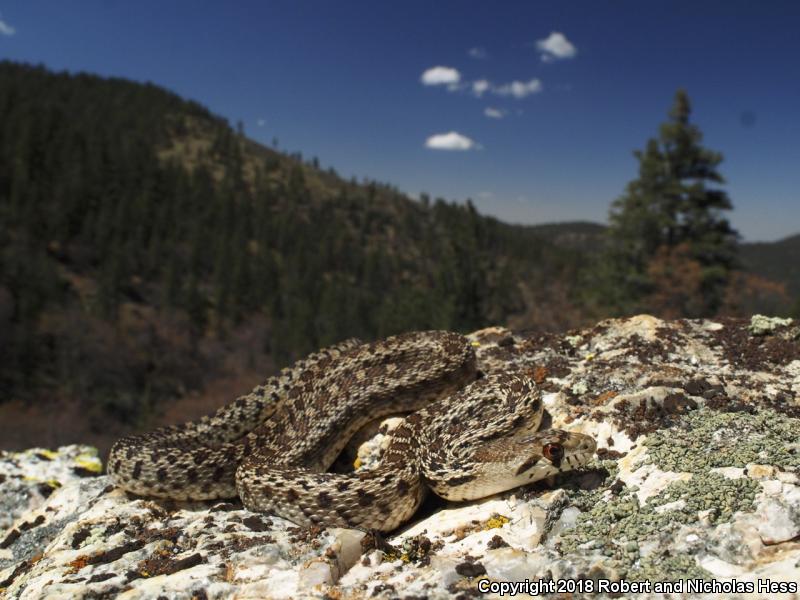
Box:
(0, 62, 793, 432)
(0, 61, 579, 422)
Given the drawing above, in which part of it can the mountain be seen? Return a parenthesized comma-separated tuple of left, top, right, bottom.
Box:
(1, 61, 796, 454)
(523, 221, 607, 252)
(527, 221, 800, 301)
(0, 61, 592, 452)
(740, 234, 800, 298)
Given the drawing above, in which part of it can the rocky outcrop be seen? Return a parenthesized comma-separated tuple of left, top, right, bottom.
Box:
(1, 316, 798, 599)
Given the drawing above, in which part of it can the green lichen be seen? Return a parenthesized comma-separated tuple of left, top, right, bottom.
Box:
(648, 472, 759, 520)
(381, 533, 433, 564)
(557, 472, 758, 579)
(644, 408, 800, 472)
(749, 314, 793, 336)
(635, 553, 712, 582)
(554, 407, 793, 580)
(571, 380, 589, 395)
(561, 459, 620, 512)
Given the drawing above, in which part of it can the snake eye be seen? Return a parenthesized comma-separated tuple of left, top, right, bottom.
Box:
(543, 443, 564, 464)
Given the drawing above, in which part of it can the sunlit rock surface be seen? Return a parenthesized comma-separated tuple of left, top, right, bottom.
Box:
(1, 316, 799, 599)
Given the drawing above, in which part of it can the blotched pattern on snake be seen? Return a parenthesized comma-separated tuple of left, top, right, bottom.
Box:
(108, 331, 596, 531)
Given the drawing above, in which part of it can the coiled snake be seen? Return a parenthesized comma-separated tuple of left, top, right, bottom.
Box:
(108, 331, 596, 531)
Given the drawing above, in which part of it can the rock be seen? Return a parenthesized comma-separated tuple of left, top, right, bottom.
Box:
(2, 316, 799, 598)
(749, 314, 793, 336)
(757, 495, 800, 545)
(0, 445, 102, 531)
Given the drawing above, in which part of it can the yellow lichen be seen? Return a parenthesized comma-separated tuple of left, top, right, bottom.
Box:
(74, 456, 103, 474)
(25, 476, 63, 488)
(33, 449, 59, 460)
(381, 549, 414, 563)
(484, 514, 510, 529)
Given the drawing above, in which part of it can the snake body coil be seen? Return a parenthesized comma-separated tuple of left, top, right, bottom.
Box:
(108, 331, 596, 531)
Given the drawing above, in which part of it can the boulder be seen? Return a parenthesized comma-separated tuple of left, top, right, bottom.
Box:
(1, 316, 798, 599)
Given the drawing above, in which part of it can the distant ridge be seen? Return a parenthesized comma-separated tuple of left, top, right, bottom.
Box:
(740, 234, 800, 297)
(0, 60, 796, 454)
(523, 221, 607, 251)
(525, 221, 800, 297)
(0, 60, 593, 451)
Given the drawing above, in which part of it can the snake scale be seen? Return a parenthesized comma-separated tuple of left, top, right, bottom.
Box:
(108, 331, 597, 531)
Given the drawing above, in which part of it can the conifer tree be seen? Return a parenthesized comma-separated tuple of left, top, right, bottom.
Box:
(605, 89, 738, 316)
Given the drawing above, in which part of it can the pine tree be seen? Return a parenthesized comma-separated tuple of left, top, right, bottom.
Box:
(184, 273, 208, 333)
(604, 89, 739, 316)
(163, 250, 182, 308)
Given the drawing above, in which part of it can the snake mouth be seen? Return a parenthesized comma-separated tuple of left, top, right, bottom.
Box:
(563, 438, 598, 470)
(563, 450, 595, 470)
(552, 436, 597, 473)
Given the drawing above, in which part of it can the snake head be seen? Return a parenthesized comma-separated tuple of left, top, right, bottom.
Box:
(430, 429, 597, 501)
(520, 431, 597, 474)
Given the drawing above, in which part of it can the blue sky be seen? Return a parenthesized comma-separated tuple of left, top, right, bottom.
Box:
(1, 1, 798, 241)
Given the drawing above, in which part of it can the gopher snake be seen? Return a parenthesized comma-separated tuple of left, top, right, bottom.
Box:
(108, 331, 596, 531)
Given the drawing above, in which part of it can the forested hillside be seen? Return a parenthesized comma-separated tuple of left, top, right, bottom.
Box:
(1, 62, 796, 452)
(525, 222, 800, 301)
(0, 62, 591, 450)
(740, 235, 800, 299)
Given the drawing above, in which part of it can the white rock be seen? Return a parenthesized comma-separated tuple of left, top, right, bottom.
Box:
(757, 496, 800, 545)
(711, 466, 746, 480)
(618, 446, 692, 503)
(3, 317, 800, 598)
(699, 554, 747, 577)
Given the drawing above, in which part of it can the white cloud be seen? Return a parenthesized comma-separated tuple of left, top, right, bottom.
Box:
(468, 47, 487, 59)
(472, 79, 542, 100)
(536, 32, 577, 61)
(477, 191, 495, 200)
(484, 107, 506, 119)
(425, 131, 479, 151)
(420, 66, 461, 87)
(422, 66, 542, 102)
(493, 78, 542, 99)
(472, 79, 490, 97)
(256, 118, 266, 127)
(0, 15, 16, 36)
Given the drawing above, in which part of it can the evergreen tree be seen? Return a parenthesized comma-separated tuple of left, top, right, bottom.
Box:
(163, 250, 182, 308)
(184, 273, 208, 333)
(13, 61, 789, 440)
(604, 89, 738, 316)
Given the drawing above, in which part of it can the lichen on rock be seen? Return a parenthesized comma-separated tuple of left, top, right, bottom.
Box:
(1, 316, 799, 599)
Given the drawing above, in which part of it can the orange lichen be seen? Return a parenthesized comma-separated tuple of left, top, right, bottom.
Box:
(66, 556, 89, 574)
(593, 390, 618, 406)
